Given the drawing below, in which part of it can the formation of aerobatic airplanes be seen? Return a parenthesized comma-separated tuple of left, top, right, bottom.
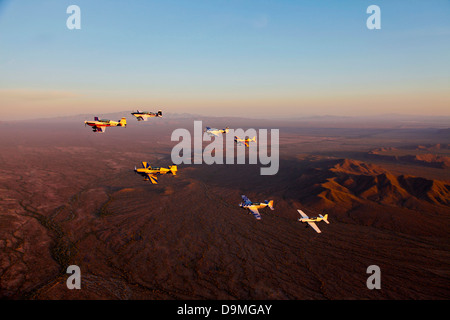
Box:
(83, 109, 329, 232)
(84, 109, 161, 133)
(204, 127, 256, 149)
(239, 195, 329, 232)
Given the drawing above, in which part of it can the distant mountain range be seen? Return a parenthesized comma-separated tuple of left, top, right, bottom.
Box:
(3, 112, 450, 129)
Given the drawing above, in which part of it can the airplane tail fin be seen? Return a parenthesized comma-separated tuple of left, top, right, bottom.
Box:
(119, 117, 127, 127)
(252, 136, 256, 142)
(169, 165, 177, 175)
(323, 214, 329, 224)
(158, 110, 162, 117)
(264, 200, 274, 210)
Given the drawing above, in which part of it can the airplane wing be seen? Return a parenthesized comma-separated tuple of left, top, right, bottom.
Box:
(244, 142, 249, 147)
(248, 207, 262, 220)
(96, 126, 106, 132)
(307, 221, 321, 233)
(297, 210, 309, 219)
(206, 129, 219, 137)
(241, 195, 252, 205)
(147, 174, 158, 184)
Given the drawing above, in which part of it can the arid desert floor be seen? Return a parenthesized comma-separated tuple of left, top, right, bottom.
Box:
(0, 115, 449, 299)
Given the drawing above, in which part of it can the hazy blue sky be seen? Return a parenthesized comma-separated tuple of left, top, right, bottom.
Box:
(0, 0, 449, 119)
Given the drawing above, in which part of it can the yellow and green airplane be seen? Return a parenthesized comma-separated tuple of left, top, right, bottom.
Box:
(84, 117, 127, 133)
(134, 162, 177, 184)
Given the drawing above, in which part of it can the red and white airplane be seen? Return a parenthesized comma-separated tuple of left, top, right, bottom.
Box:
(84, 117, 127, 133)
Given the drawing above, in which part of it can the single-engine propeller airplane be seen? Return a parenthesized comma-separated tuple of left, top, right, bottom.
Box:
(134, 162, 177, 184)
(234, 136, 256, 147)
(239, 195, 274, 220)
(205, 126, 229, 137)
(297, 209, 329, 233)
(131, 109, 162, 121)
(84, 117, 127, 133)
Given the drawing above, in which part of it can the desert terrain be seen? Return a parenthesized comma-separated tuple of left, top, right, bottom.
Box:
(0, 114, 449, 300)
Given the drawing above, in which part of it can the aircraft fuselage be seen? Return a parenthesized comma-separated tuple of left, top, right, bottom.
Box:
(85, 121, 116, 127)
(131, 110, 162, 121)
(241, 203, 269, 210)
(299, 217, 323, 223)
(135, 167, 171, 176)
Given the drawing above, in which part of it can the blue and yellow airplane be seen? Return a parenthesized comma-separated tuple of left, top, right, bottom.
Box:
(134, 162, 177, 184)
(239, 195, 274, 220)
(131, 109, 162, 121)
(84, 117, 127, 133)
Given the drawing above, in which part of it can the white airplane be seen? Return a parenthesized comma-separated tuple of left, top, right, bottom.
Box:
(131, 109, 162, 121)
(297, 209, 329, 233)
(239, 195, 274, 220)
(205, 126, 229, 137)
(84, 117, 127, 133)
